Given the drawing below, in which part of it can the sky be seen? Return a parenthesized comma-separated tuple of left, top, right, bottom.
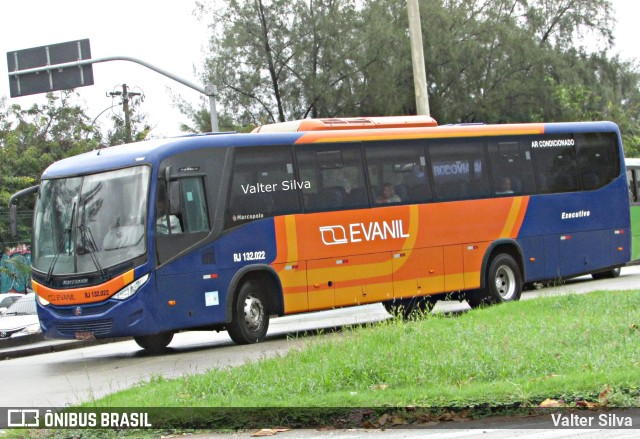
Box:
(0, 1, 209, 137)
(0, 0, 639, 138)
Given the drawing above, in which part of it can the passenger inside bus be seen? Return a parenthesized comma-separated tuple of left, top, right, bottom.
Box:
(376, 183, 402, 203)
(496, 177, 514, 195)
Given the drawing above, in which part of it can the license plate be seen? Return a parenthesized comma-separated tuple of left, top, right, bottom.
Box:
(75, 331, 96, 341)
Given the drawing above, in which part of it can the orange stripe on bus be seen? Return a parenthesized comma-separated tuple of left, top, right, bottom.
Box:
(32, 269, 135, 306)
(295, 124, 546, 144)
(500, 197, 530, 238)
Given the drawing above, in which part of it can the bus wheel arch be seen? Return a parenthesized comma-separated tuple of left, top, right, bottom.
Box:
(225, 266, 284, 344)
(468, 242, 524, 308)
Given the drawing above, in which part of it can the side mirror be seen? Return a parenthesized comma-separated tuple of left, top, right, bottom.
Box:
(9, 204, 17, 239)
(168, 181, 182, 215)
(0, 307, 7, 316)
(8, 185, 39, 239)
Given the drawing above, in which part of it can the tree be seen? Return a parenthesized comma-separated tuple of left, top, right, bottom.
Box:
(0, 92, 101, 248)
(198, 0, 380, 124)
(193, 0, 640, 149)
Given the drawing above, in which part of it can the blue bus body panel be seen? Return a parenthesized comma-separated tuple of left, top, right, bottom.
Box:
(517, 177, 630, 281)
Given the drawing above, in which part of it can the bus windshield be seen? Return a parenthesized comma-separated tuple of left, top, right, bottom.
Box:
(33, 166, 150, 276)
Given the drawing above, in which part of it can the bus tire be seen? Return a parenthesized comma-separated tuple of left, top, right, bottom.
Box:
(227, 280, 270, 344)
(468, 253, 522, 308)
(383, 296, 435, 320)
(592, 266, 621, 280)
(134, 332, 174, 353)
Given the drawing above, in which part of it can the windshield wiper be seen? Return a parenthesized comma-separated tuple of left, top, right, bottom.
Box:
(79, 202, 106, 279)
(47, 201, 76, 283)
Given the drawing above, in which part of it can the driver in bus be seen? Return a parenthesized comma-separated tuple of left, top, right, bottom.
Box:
(156, 196, 182, 234)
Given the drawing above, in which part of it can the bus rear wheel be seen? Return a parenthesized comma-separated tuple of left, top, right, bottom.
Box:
(592, 267, 621, 280)
(134, 332, 174, 353)
(467, 253, 522, 308)
(228, 280, 270, 344)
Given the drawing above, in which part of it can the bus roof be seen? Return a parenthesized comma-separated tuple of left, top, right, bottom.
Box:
(251, 115, 438, 133)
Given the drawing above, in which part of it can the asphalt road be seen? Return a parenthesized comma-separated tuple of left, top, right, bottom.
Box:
(2, 265, 640, 411)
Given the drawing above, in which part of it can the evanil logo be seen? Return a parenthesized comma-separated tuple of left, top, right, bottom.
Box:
(319, 220, 409, 246)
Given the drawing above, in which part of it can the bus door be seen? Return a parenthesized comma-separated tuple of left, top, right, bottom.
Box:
(155, 177, 215, 327)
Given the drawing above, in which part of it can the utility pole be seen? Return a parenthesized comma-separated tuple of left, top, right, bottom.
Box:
(108, 84, 143, 143)
(407, 0, 430, 116)
(7, 42, 220, 132)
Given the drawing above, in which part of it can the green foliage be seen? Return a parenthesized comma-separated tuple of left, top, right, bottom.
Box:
(0, 92, 101, 249)
(105, 105, 152, 146)
(191, 0, 640, 148)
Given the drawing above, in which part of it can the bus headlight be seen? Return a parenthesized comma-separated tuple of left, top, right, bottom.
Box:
(36, 294, 50, 306)
(113, 274, 150, 300)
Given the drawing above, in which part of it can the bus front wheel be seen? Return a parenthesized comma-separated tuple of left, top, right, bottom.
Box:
(467, 253, 522, 308)
(227, 280, 270, 344)
(134, 332, 174, 353)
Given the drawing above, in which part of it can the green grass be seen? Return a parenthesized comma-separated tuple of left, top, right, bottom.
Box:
(90, 290, 640, 409)
(12, 290, 640, 437)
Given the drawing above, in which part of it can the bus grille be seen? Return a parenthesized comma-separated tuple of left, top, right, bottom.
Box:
(55, 319, 113, 336)
(52, 302, 116, 317)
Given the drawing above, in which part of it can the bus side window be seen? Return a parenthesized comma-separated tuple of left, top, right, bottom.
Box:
(225, 146, 301, 229)
(429, 139, 490, 201)
(531, 137, 580, 194)
(157, 178, 209, 235)
(628, 170, 637, 203)
(179, 178, 209, 233)
(575, 133, 619, 191)
(156, 182, 182, 235)
(296, 144, 366, 212)
(365, 141, 432, 204)
(488, 140, 536, 196)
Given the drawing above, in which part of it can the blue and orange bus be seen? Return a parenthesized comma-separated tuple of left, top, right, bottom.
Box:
(18, 116, 630, 351)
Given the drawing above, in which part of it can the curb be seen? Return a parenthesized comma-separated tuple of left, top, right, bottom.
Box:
(0, 335, 131, 360)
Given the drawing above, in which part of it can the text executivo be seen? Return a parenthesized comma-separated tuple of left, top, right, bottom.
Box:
(561, 209, 591, 219)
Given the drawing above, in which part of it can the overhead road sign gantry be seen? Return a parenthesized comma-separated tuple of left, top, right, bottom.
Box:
(7, 39, 94, 98)
(7, 38, 219, 132)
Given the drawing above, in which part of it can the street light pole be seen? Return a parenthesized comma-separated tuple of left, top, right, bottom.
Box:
(8, 55, 220, 132)
(407, 0, 430, 116)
